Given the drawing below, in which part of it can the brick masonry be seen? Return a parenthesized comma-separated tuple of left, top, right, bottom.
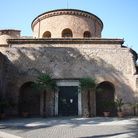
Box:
(0, 41, 137, 116)
(0, 9, 137, 117)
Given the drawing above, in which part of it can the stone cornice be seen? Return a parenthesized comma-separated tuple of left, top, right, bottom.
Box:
(7, 38, 124, 45)
(0, 29, 21, 35)
(31, 9, 103, 31)
(0, 29, 21, 32)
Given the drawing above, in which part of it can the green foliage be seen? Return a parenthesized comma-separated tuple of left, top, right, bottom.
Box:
(34, 73, 59, 118)
(20, 96, 34, 112)
(79, 77, 97, 92)
(131, 100, 138, 108)
(79, 77, 98, 117)
(0, 97, 10, 113)
(115, 99, 125, 112)
(34, 73, 59, 92)
(103, 98, 114, 112)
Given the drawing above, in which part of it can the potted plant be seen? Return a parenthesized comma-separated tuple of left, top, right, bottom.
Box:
(130, 99, 138, 116)
(103, 99, 113, 117)
(0, 97, 10, 119)
(20, 96, 33, 118)
(115, 99, 125, 118)
(131, 100, 138, 108)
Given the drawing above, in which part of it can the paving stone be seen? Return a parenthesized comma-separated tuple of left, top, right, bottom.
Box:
(0, 117, 138, 138)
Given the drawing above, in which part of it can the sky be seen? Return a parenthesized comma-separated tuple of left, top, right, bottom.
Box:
(0, 0, 138, 53)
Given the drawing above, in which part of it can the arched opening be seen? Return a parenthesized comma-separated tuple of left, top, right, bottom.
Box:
(42, 31, 51, 38)
(83, 31, 91, 37)
(18, 82, 40, 117)
(62, 28, 73, 38)
(96, 81, 117, 116)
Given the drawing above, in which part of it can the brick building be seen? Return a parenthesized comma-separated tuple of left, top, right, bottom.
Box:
(0, 9, 137, 117)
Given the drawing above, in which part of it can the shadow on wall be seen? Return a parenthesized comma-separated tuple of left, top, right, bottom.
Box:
(96, 81, 117, 116)
(0, 52, 7, 96)
(18, 81, 40, 117)
(2, 45, 137, 116)
(0, 51, 22, 116)
(0, 51, 20, 97)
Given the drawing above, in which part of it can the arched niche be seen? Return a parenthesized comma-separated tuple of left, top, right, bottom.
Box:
(42, 31, 51, 38)
(62, 28, 73, 37)
(83, 31, 91, 37)
(96, 81, 117, 116)
(18, 82, 40, 117)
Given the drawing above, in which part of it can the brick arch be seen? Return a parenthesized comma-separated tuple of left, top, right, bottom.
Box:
(16, 76, 37, 90)
(18, 81, 40, 117)
(96, 81, 117, 116)
(42, 31, 51, 38)
(83, 31, 91, 37)
(62, 28, 73, 37)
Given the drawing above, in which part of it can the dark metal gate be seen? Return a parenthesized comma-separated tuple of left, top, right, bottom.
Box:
(58, 86, 78, 116)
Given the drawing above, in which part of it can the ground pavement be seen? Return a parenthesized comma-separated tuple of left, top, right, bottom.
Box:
(0, 117, 138, 138)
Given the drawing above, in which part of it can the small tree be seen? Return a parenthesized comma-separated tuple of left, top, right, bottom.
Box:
(34, 73, 58, 117)
(79, 77, 97, 117)
(103, 98, 114, 112)
(20, 96, 34, 112)
(131, 100, 138, 108)
(131, 100, 138, 116)
(115, 99, 125, 112)
(0, 97, 10, 114)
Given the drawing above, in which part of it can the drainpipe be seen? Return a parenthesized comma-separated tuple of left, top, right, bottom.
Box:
(38, 19, 41, 38)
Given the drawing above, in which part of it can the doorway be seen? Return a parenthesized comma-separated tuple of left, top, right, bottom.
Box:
(58, 86, 78, 116)
(96, 81, 116, 116)
(18, 82, 40, 117)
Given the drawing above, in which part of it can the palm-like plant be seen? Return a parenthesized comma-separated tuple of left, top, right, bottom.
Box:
(131, 100, 138, 108)
(0, 97, 10, 114)
(79, 77, 97, 117)
(34, 73, 58, 117)
(20, 96, 34, 112)
(103, 98, 114, 112)
(115, 99, 125, 112)
(130, 100, 138, 116)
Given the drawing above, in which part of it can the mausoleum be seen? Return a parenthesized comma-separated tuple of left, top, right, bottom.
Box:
(0, 9, 137, 117)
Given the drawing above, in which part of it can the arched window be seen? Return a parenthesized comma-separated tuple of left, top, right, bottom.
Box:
(42, 31, 51, 38)
(62, 28, 73, 38)
(83, 31, 91, 37)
